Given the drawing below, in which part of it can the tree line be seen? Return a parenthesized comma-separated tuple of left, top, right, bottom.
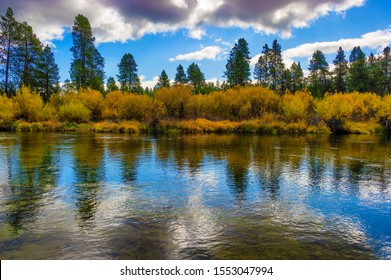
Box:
(1, 7, 391, 100)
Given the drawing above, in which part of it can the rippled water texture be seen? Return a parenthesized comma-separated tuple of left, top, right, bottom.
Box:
(0, 133, 390, 259)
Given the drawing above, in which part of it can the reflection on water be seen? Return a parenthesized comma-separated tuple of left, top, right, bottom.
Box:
(0, 133, 390, 259)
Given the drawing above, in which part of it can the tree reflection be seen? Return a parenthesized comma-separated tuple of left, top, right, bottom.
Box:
(3, 133, 58, 232)
(72, 135, 105, 228)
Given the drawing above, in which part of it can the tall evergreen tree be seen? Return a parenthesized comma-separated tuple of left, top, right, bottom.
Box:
(36, 45, 60, 102)
(254, 44, 270, 87)
(0, 7, 20, 96)
(187, 63, 205, 90)
(332, 47, 348, 92)
(174, 64, 187, 84)
(308, 50, 330, 97)
(380, 46, 391, 95)
(15, 21, 43, 91)
(367, 52, 382, 94)
(155, 70, 170, 89)
(69, 14, 105, 92)
(117, 53, 141, 93)
(349, 46, 361, 62)
(347, 47, 369, 92)
(224, 38, 251, 86)
(268, 39, 285, 92)
(290, 62, 305, 93)
(106, 76, 119, 92)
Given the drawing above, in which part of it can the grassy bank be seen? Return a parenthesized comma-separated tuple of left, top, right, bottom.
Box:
(6, 118, 383, 135)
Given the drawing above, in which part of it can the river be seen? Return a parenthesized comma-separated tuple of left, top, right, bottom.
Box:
(0, 133, 390, 259)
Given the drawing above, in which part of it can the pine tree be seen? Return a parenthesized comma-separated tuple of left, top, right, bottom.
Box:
(254, 44, 269, 87)
(347, 47, 369, 92)
(15, 21, 43, 91)
(308, 50, 330, 97)
(117, 53, 141, 92)
(36, 45, 60, 102)
(367, 52, 382, 94)
(380, 46, 391, 95)
(0, 7, 20, 96)
(156, 70, 170, 89)
(187, 63, 205, 90)
(174, 64, 187, 84)
(280, 69, 292, 93)
(106, 76, 119, 93)
(224, 38, 250, 86)
(332, 47, 348, 92)
(290, 62, 305, 93)
(268, 39, 285, 92)
(69, 14, 105, 92)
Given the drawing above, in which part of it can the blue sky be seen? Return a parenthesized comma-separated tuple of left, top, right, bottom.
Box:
(1, 0, 390, 88)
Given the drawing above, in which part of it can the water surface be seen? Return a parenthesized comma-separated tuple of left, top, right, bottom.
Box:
(0, 133, 390, 259)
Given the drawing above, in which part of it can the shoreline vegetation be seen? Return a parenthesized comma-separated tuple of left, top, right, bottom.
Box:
(1, 85, 390, 135)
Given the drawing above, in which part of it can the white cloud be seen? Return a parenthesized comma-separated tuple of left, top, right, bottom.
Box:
(169, 46, 222, 61)
(251, 28, 391, 69)
(1, 0, 366, 44)
(282, 28, 391, 60)
(139, 75, 159, 89)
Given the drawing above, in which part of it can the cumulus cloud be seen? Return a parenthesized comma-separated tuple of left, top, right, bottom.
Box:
(169, 46, 222, 61)
(139, 75, 159, 89)
(251, 28, 391, 68)
(282, 28, 391, 60)
(0, 0, 365, 43)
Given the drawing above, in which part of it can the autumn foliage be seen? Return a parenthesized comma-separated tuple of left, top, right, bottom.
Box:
(0, 85, 390, 134)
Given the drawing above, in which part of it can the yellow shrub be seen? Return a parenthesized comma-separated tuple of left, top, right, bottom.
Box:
(154, 85, 192, 119)
(42, 104, 59, 121)
(13, 86, 44, 122)
(0, 94, 16, 126)
(59, 102, 91, 123)
(78, 88, 104, 121)
(281, 91, 313, 122)
(102, 91, 126, 120)
(185, 94, 213, 119)
(350, 92, 381, 121)
(119, 93, 153, 122)
(315, 93, 355, 122)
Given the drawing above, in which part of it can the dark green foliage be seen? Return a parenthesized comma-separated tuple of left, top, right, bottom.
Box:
(187, 63, 205, 91)
(36, 45, 60, 102)
(308, 50, 330, 98)
(380, 46, 391, 95)
(224, 38, 251, 86)
(117, 53, 142, 93)
(69, 14, 105, 92)
(290, 62, 305, 93)
(254, 44, 269, 87)
(174, 64, 187, 85)
(333, 47, 348, 92)
(156, 70, 170, 89)
(347, 47, 369, 92)
(0, 7, 20, 96)
(106, 76, 119, 92)
(367, 53, 383, 95)
(254, 40, 285, 92)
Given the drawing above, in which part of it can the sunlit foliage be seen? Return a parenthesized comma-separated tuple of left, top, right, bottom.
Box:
(13, 86, 44, 122)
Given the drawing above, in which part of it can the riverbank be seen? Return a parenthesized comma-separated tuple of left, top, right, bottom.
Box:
(6, 118, 384, 135)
